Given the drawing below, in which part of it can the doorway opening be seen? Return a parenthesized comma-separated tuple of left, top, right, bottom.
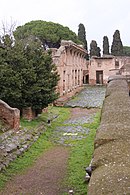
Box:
(96, 70, 103, 84)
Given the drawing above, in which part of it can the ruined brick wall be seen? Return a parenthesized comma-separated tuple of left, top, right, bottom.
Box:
(0, 100, 20, 131)
(52, 40, 88, 96)
(89, 56, 115, 85)
(89, 56, 130, 85)
(88, 75, 130, 195)
(22, 107, 36, 121)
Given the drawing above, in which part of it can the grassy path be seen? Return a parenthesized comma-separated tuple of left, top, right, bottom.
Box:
(0, 106, 100, 195)
(0, 146, 69, 195)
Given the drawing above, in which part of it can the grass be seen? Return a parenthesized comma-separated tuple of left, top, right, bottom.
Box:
(0, 106, 70, 190)
(63, 112, 101, 195)
(0, 106, 100, 195)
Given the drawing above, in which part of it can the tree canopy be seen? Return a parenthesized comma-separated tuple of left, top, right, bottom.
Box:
(123, 46, 130, 56)
(90, 40, 101, 57)
(0, 34, 59, 113)
(111, 30, 123, 56)
(14, 20, 81, 49)
(103, 36, 109, 55)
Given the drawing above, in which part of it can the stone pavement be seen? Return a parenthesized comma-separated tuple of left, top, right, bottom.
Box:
(51, 86, 106, 146)
(65, 85, 106, 108)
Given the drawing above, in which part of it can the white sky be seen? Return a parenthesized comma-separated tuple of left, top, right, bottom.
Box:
(0, 0, 130, 50)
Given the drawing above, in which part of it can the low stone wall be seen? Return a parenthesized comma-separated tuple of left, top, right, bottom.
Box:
(54, 86, 84, 106)
(0, 100, 20, 131)
(88, 76, 130, 195)
(0, 124, 45, 171)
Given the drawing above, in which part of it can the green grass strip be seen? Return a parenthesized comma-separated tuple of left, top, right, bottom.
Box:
(63, 112, 101, 195)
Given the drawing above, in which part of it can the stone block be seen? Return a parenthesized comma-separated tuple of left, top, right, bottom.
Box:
(0, 100, 20, 131)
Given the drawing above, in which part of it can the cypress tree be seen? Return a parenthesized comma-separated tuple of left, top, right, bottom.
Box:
(78, 23, 88, 50)
(111, 30, 123, 56)
(90, 40, 101, 57)
(103, 36, 109, 55)
(78, 23, 89, 59)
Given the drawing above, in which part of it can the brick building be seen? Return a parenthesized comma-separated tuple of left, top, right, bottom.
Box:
(89, 55, 130, 85)
(52, 40, 88, 96)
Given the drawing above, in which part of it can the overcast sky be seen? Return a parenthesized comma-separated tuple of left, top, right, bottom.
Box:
(0, 0, 130, 50)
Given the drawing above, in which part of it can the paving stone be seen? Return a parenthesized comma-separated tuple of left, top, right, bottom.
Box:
(51, 86, 105, 146)
(65, 86, 106, 108)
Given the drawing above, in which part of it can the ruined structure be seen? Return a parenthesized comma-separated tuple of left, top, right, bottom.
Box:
(88, 75, 130, 195)
(52, 40, 88, 96)
(22, 107, 36, 121)
(0, 100, 20, 131)
(52, 40, 130, 90)
(89, 55, 130, 85)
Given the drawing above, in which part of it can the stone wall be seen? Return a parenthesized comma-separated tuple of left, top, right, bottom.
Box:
(0, 100, 20, 131)
(88, 75, 130, 195)
(0, 124, 45, 171)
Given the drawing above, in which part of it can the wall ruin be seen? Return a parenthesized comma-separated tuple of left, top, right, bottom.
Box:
(0, 100, 20, 131)
(52, 40, 88, 97)
(88, 75, 130, 195)
(89, 55, 130, 85)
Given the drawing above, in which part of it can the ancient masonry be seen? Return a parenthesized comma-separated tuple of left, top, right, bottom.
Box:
(52, 40, 88, 96)
(0, 100, 20, 131)
(0, 123, 46, 171)
(89, 55, 130, 85)
(88, 75, 130, 195)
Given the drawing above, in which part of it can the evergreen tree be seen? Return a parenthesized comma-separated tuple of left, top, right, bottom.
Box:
(78, 23, 89, 59)
(23, 40, 59, 112)
(0, 34, 59, 113)
(90, 40, 101, 57)
(14, 20, 81, 49)
(111, 30, 123, 56)
(103, 36, 109, 55)
(78, 23, 88, 50)
(123, 46, 130, 56)
(97, 47, 101, 57)
(0, 35, 24, 108)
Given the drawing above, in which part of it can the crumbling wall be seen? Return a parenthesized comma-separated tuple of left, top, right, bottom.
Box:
(0, 124, 45, 171)
(0, 100, 20, 131)
(88, 75, 130, 195)
(22, 107, 36, 120)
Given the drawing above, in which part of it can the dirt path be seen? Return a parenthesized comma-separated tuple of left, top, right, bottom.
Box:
(0, 146, 70, 195)
(0, 86, 105, 195)
(0, 108, 100, 195)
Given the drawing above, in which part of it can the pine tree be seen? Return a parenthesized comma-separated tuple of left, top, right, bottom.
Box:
(103, 36, 109, 55)
(90, 40, 101, 57)
(111, 30, 123, 56)
(14, 21, 81, 49)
